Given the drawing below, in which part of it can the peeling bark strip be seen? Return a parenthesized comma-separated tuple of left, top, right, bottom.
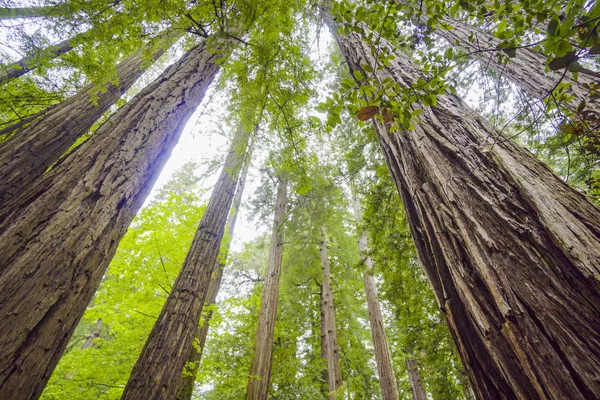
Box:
(122, 125, 251, 400)
(352, 199, 399, 400)
(176, 149, 252, 400)
(246, 178, 288, 400)
(0, 39, 226, 400)
(322, 6, 600, 400)
(405, 358, 427, 400)
(0, 40, 169, 206)
(319, 227, 344, 400)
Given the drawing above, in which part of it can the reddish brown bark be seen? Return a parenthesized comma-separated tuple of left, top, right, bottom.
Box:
(0, 39, 226, 400)
(122, 125, 251, 400)
(246, 178, 288, 400)
(319, 226, 344, 400)
(0, 40, 169, 206)
(323, 6, 600, 400)
(175, 149, 252, 400)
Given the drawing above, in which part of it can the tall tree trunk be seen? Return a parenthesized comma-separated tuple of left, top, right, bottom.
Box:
(0, 34, 82, 86)
(405, 358, 427, 400)
(0, 38, 228, 400)
(352, 198, 399, 400)
(319, 226, 343, 400)
(0, 5, 69, 20)
(175, 148, 252, 400)
(246, 177, 288, 400)
(81, 319, 104, 350)
(323, 6, 600, 400)
(430, 14, 600, 119)
(122, 125, 251, 400)
(0, 39, 169, 206)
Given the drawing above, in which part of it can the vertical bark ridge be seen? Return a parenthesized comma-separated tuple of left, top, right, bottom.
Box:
(405, 358, 427, 400)
(246, 177, 288, 400)
(352, 198, 399, 400)
(121, 125, 251, 400)
(0, 38, 227, 400)
(322, 5, 600, 400)
(0, 37, 171, 206)
(176, 147, 253, 400)
(319, 226, 344, 400)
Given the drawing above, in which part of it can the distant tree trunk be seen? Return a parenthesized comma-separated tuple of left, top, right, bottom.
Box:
(432, 15, 600, 119)
(319, 226, 343, 400)
(246, 177, 288, 400)
(175, 148, 252, 400)
(405, 358, 427, 400)
(0, 34, 82, 85)
(0, 38, 228, 400)
(323, 6, 600, 400)
(352, 198, 399, 400)
(0, 5, 69, 20)
(122, 124, 251, 400)
(0, 39, 170, 206)
(81, 319, 104, 350)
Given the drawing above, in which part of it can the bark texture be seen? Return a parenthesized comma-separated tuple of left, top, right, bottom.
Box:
(433, 16, 600, 119)
(176, 149, 252, 400)
(0, 40, 225, 400)
(0, 44, 167, 206)
(122, 125, 251, 400)
(0, 34, 80, 86)
(324, 7, 600, 400)
(246, 178, 288, 400)
(352, 199, 399, 400)
(405, 358, 427, 400)
(319, 226, 344, 400)
(81, 319, 104, 350)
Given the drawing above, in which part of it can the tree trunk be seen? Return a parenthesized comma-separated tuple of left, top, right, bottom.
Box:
(0, 39, 227, 400)
(121, 124, 251, 400)
(175, 148, 252, 400)
(319, 226, 344, 400)
(0, 5, 68, 20)
(0, 40, 169, 206)
(431, 14, 600, 119)
(81, 319, 104, 350)
(352, 199, 399, 400)
(405, 358, 427, 400)
(323, 6, 600, 400)
(0, 34, 81, 86)
(246, 177, 288, 400)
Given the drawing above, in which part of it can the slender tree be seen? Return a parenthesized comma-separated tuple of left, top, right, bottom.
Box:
(176, 148, 253, 400)
(0, 37, 229, 400)
(122, 124, 252, 400)
(0, 37, 170, 206)
(322, 3, 600, 399)
(81, 320, 104, 350)
(405, 358, 427, 400)
(352, 198, 399, 400)
(319, 226, 344, 400)
(246, 177, 288, 400)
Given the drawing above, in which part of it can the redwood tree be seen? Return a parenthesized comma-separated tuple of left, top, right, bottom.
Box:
(323, 4, 600, 399)
(246, 177, 288, 400)
(0, 38, 170, 206)
(121, 125, 251, 400)
(0, 37, 229, 400)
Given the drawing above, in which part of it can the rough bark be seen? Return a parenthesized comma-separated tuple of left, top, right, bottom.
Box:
(0, 42, 168, 206)
(121, 125, 251, 400)
(0, 39, 226, 400)
(323, 6, 600, 400)
(405, 358, 427, 400)
(81, 319, 104, 350)
(432, 15, 600, 119)
(352, 199, 399, 400)
(0, 34, 81, 86)
(319, 226, 344, 400)
(246, 178, 288, 400)
(175, 149, 252, 400)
